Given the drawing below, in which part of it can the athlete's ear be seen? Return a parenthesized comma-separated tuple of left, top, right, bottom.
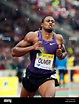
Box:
(41, 23, 43, 27)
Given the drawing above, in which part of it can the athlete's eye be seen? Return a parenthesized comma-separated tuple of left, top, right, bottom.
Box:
(47, 20, 50, 22)
(46, 20, 55, 23)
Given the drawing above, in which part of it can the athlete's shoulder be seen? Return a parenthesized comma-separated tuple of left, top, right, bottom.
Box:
(54, 32, 63, 40)
(24, 31, 39, 42)
(25, 31, 38, 37)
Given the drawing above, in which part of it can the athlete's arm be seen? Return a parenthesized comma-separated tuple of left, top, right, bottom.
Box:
(11, 32, 35, 57)
(56, 35, 67, 60)
(11, 32, 42, 57)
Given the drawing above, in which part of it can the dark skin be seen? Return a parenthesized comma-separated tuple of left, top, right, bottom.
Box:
(11, 16, 67, 97)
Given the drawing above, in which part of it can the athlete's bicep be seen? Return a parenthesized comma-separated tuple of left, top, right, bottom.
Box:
(60, 37, 66, 53)
(15, 32, 34, 47)
(15, 39, 30, 47)
(58, 34, 66, 52)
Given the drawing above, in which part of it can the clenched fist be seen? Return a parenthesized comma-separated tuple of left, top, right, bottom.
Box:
(33, 41, 42, 50)
(56, 45, 62, 58)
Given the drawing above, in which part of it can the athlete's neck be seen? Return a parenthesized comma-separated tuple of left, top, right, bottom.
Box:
(41, 29, 54, 41)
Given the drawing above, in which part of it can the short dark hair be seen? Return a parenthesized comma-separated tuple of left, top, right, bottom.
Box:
(41, 15, 53, 23)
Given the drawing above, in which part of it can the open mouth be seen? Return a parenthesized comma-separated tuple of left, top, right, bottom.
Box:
(48, 25, 52, 28)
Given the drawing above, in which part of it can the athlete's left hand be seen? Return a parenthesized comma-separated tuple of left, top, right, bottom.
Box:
(56, 45, 62, 58)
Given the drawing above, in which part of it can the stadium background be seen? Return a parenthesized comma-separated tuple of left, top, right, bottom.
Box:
(0, 0, 79, 97)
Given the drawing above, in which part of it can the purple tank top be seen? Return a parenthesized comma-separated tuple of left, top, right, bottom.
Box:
(28, 30, 58, 74)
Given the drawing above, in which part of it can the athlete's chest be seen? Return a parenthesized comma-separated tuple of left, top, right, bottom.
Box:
(32, 34, 58, 54)
(42, 40, 58, 54)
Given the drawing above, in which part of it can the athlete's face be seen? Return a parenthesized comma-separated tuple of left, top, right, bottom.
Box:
(41, 16, 55, 33)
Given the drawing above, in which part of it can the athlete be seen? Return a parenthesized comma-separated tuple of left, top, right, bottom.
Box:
(11, 15, 67, 97)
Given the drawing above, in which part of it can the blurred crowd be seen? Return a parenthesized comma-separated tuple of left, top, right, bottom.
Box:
(0, 0, 79, 81)
(29, 0, 79, 35)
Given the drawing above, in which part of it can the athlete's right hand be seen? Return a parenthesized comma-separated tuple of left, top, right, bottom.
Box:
(33, 41, 42, 50)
